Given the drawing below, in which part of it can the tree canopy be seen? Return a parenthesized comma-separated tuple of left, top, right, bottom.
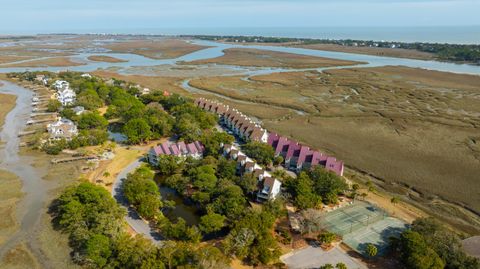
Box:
(242, 141, 275, 166)
(124, 166, 163, 220)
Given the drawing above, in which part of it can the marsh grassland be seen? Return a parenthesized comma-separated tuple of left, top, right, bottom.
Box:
(1, 57, 85, 68)
(187, 48, 363, 68)
(87, 55, 128, 63)
(103, 38, 211, 59)
(0, 170, 23, 246)
(188, 66, 480, 231)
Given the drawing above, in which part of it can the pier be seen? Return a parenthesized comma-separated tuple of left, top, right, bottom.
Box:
(51, 156, 98, 164)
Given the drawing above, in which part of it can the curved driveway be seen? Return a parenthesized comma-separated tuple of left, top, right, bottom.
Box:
(111, 157, 164, 245)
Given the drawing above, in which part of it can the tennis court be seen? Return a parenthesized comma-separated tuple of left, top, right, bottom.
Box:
(319, 201, 408, 256)
(343, 217, 408, 255)
(319, 201, 387, 236)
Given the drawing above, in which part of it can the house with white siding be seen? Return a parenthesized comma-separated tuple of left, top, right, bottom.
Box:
(47, 117, 78, 140)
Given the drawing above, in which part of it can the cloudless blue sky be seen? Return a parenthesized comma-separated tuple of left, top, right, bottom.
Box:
(1, 0, 480, 34)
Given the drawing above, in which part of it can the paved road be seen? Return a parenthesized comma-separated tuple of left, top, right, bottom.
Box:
(111, 158, 164, 245)
(281, 246, 368, 269)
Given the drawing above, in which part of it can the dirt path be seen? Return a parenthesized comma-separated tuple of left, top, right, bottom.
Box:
(363, 189, 426, 223)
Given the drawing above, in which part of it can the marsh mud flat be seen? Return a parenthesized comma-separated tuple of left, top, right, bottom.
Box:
(0, 81, 53, 267)
(1, 38, 480, 76)
(181, 78, 306, 116)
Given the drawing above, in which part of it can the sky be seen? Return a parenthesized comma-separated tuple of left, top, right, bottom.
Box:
(1, 0, 480, 34)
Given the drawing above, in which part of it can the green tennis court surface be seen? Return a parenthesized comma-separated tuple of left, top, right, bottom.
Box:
(320, 201, 408, 256)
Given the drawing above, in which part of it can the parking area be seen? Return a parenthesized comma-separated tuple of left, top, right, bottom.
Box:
(281, 246, 368, 269)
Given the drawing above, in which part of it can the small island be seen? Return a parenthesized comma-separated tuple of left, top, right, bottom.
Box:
(87, 55, 128, 63)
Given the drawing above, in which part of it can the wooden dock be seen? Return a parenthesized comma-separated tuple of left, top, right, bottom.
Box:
(18, 130, 39, 137)
(51, 156, 98, 164)
(30, 112, 57, 117)
(27, 119, 52, 125)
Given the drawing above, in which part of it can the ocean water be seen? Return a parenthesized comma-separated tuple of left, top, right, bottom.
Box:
(79, 26, 480, 44)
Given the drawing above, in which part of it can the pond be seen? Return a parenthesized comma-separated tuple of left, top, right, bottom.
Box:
(159, 186, 200, 226)
(108, 130, 127, 143)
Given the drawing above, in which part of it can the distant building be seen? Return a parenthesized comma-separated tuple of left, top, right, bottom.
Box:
(267, 133, 344, 176)
(72, 106, 85, 115)
(35, 75, 49, 85)
(195, 98, 344, 177)
(148, 141, 205, 165)
(223, 144, 281, 201)
(52, 80, 76, 106)
(195, 98, 268, 143)
(81, 73, 92, 79)
(56, 88, 76, 106)
(47, 117, 78, 140)
(53, 80, 69, 91)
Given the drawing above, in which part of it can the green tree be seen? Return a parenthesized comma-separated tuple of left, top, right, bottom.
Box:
(200, 130, 234, 157)
(398, 230, 445, 269)
(210, 183, 247, 219)
(194, 173, 217, 191)
(60, 108, 77, 120)
(84, 234, 112, 268)
(411, 218, 480, 269)
(77, 112, 108, 130)
(123, 118, 152, 144)
(77, 88, 104, 110)
(115, 234, 165, 269)
(336, 262, 348, 269)
(51, 182, 126, 267)
(223, 208, 280, 265)
(309, 166, 348, 201)
(42, 139, 68, 155)
(273, 155, 284, 166)
(123, 166, 163, 219)
(286, 172, 321, 209)
(157, 155, 183, 176)
(195, 245, 231, 269)
(173, 114, 201, 142)
(366, 243, 378, 257)
(216, 158, 237, 179)
(235, 173, 259, 195)
(144, 106, 174, 138)
(318, 231, 336, 245)
(320, 264, 334, 269)
(47, 99, 62, 112)
(199, 212, 226, 234)
(242, 141, 275, 166)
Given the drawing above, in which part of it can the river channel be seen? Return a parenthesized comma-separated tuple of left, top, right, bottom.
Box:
(0, 81, 51, 265)
(0, 37, 479, 262)
(0, 40, 479, 76)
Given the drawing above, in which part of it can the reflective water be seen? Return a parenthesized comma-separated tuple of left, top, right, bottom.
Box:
(159, 186, 200, 226)
(0, 81, 50, 260)
(0, 40, 479, 76)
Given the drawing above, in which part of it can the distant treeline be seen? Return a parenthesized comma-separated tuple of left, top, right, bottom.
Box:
(186, 35, 480, 64)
